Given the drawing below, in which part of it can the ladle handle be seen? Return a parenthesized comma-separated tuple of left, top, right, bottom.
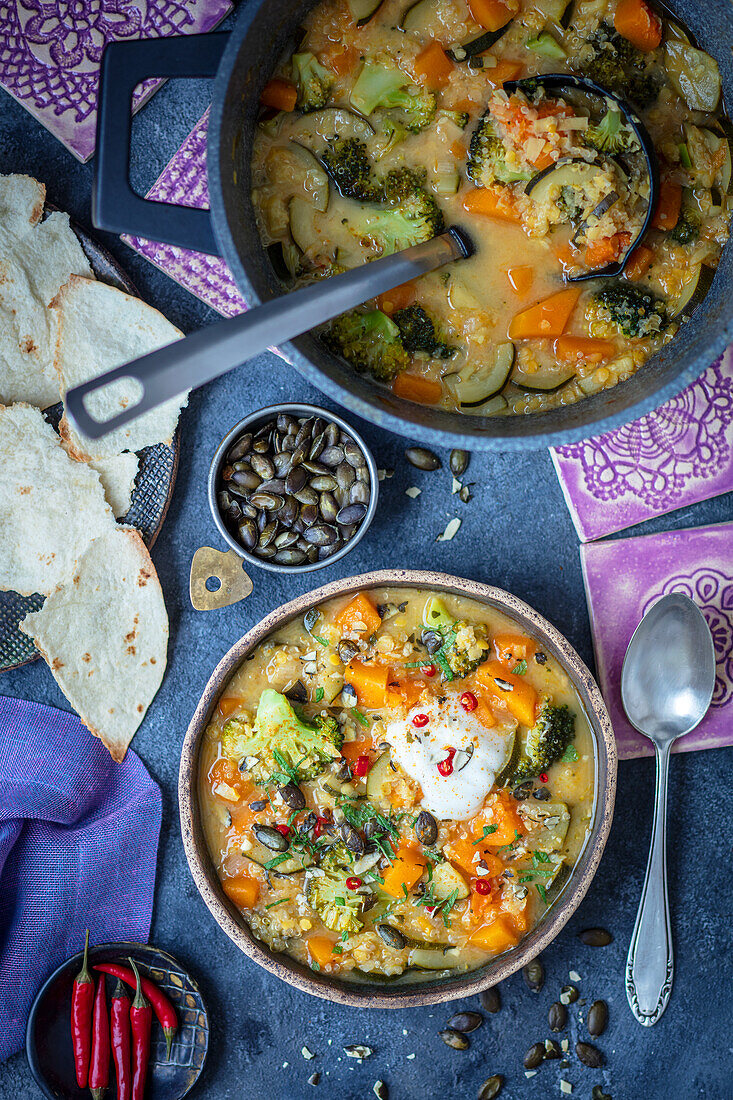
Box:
(626, 739, 674, 1026)
(64, 228, 471, 441)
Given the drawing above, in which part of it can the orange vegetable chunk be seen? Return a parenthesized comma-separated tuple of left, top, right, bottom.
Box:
(381, 845, 426, 897)
(624, 244, 654, 281)
(336, 591, 382, 635)
(392, 373, 444, 404)
(614, 0, 662, 51)
(493, 632, 537, 666)
(307, 935, 337, 967)
(340, 735, 375, 764)
(508, 287, 581, 340)
(469, 913, 520, 952)
(445, 838, 504, 878)
(223, 875, 259, 909)
(485, 60, 524, 88)
(462, 186, 521, 222)
(553, 336, 616, 364)
(345, 659, 390, 710)
(476, 659, 538, 726)
(652, 180, 682, 231)
(260, 78, 297, 112)
(472, 792, 525, 847)
(414, 41, 455, 88)
(377, 280, 417, 315)
(468, 0, 517, 32)
(218, 695, 246, 720)
(506, 266, 534, 296)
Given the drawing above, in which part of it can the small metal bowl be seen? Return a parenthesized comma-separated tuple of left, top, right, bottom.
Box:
(208, 403, 379, 575)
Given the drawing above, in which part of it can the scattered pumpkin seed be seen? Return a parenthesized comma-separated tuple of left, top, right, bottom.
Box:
(415, 810, 438, 846)
(436, 517, 461, 542)
(377, 924, 406, 950)
(301, 1046, 314, 1060)
(439, 1028, 469, 1050)
(405, 446, 441, 471)
(523, 958, 545, 992)
(544, 1039, 561, 1060)
(252, 824, 288, 852)
(479, 987, 501, 1013)
(548, 1002, 567, 1032)
(373, 1082, 388, 1100)
(569, 970, 582, 982)
(576, 1041, 604, 1068)
(587, 1000, 608, 1037)
(579, 928, 613, 947)
(447, 1011, 482, 1034)
(278, 782, 305, 810)
(344, 1045, 373, 1059)
(477, 1076, 503, 1100)
(449, 449, 469, 476)
(308, 1072, 320, 1086)
(560, 985, 579, 1004)
(592, 1087, 612, 1100)
(523, 1042, 545, 1069)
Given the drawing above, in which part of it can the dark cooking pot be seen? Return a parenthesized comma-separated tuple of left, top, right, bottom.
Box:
(93, 0, 733, 451)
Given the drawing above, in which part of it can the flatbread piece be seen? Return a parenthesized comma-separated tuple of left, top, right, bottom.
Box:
(89, 453, 139, 519)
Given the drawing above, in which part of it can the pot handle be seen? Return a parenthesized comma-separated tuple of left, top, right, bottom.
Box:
(93, 33, 229, 256)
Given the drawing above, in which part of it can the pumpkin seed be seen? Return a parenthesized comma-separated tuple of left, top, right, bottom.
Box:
(338, 639, 360, 664)
(304, 608, 321, 634)
(344, 439, 365, 467)
(249, 800, 267, 812)
(339, 821, 365, 854)
(587, 1000, 608, 1037)
(439, 1028, 469, 1051)
(350, 481, 370, 505)
(278, 782, 306, 810)
(523, 1042, 545, 1069)
(273, 548, 308, 566)
(311, 474, 339, 492)
(544, 1039, 561, 1060)
(336, 462, 356, 490)
(229, 468, 261, 491)
(548, 1002, 567, 1032)
(579, 927, 613, 947)
(523, 958, 544, 992)
(250, 491, 283, 512)
(285, 466, 308, 494)
(576, 1042, 604, 1068)
(252, 824, 288, 852)
(477, 1076, 503, 1100)
(250, 453, 275, 479)
(377, 923, 406, 950)
(405, 446, 441, 471)
(258, 520, 278, 549)
(336, 503, 367, 525)
(449, 449, 469, 476)
(320, 445, 344, 466)
(414, 810, 438, 846)
(227, 434, 252, 461)
(448, 1011, 482, 1034)
(561, 984, 579, 1004)
(285, 680, 308, 704)
(592, 1087, 612, 1100)
(237, 519, 257, 551)
(294, 486, 319, 507)
(300, 504, 319, 528)
(479, 987, 501, 1013)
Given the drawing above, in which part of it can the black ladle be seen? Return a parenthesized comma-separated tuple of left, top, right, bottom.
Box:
(503, 73, 660, 281)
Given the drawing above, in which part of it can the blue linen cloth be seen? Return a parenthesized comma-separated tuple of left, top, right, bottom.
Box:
(0, 696, 162, 1060)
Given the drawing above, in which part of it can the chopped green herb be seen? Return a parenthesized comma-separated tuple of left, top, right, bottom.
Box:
(314, 687, 324, 703)
(311, 961, 320, 971)
(434, 650, 454, 681)
(536, 883, 548, 903)
(265, 898, 287, 910)
(511, 659, 528, 676)
(351, 707, 369, 728)
(263, 852, 293, 871)
(472, 824, 499, 845)
(334, 895, 345, 906)
(561, 744, 579, 763)
(332, 944, 343, 955)
(314, 635, 329, 646)
(341, 931, 349, 941)
(679, 142, 692, 169)
(402, 884, 408, 898)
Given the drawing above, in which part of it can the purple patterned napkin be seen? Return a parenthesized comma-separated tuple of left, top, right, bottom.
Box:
(580, 522, 733, 760)
(0, 0, 231, 162)
(124, 108, 246, 316)
(0, 696, 161, 1060)
(552, 347, 733, 543)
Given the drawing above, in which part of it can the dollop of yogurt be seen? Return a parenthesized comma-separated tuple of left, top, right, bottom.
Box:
(384, 695, 510, 820)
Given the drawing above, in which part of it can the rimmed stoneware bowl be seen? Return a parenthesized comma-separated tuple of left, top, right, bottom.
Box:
(179, 569, 617, 1008)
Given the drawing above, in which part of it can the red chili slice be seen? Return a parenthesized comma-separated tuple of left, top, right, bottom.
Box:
(437, 747, 456, 776)
(539, 772, 549, 784)
(346, 877, 362, 890)
(420, 664, 437, 677)
(474, 879, 491, 895)
(275, 824, 290, 837)
(460, 691, 478, 712)
(353, 754, 370, 777)
(412, 713, 429, 728)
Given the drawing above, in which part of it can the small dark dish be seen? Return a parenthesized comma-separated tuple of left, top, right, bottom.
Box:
(26, 941, 208, 1100)
(208, 403, 379, 574)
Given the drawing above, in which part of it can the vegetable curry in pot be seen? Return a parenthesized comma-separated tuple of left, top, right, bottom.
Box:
(199, 589, 594, 981)
(251, 0, 731, 416)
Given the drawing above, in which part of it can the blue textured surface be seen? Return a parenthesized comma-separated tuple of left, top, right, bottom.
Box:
(1, 31, 732, 1097)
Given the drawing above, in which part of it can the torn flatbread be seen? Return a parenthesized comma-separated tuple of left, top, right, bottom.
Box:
(0, 173, 45, 235)
(89, 453, 139, 519)
(0, 402, 115, 596)
(20, 526, 168, 761)
(53, 276, 187, 460)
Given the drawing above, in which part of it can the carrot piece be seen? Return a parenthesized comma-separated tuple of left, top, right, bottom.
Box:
(493, 632, 537, 666)
(340, 736, 375, 765)
(392, 373, 444, 404)
(307, 936, 337, 968)
(218, 695, 246, 720)
(553, 335, 616, 364)
(336, 591, 382, 635)
(468, 0, 518, 33)
(381, 845, 426, 897)
(505, 265, 534, 296)
(454, 95, 482, 112)
(652, 180, 682, 231)
(344, 659, 390, 710)
(222, 875, 260, 909)
(208, 757, 244, 795)
(387, 675, 426, 710)
(613, 0, 662, 51)
(326, 44, 358, 77)
(624, 244, 654, 281)
(476, 659, 538, 727)
(445, 838, 504, 878)
(532, 147, 555, 171)
(414, 40, 455, 88)
(485, 59, 524, 88)
(377, 280, 417, 314)
(469, 913, 520, 952)
(450, 139, 466, 159)
(584, 237, 619, 268)
(260, 78, 297, 112)
(508, 287, 580, 340)
(462, 185, 521, 222)
(472, 793, 525, 847)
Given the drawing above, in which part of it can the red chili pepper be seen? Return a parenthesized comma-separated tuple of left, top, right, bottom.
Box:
(353, 754, 370, 778)
(346, 876, 362, 890)
(420, 664, 437, 677)
(89, 975, 110, 1100)
(110, 980, 132, 1100)
(71, 929, 95, 1088)
(460, 691, 478, 712)
(412, 713, 429, 728)
(539, 773, 549, 784)
(93, 964, 177, 1060)
(474, 879, 491, 896)
(437, 747, 456, 776)
(275, 824, 290, 837)
(313, 815, 330, 838)
(129, 958, 152, 1100)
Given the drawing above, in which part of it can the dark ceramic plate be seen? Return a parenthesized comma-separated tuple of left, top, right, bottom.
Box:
(0, 211, 179, 673)
(26, 942, 208, 1100)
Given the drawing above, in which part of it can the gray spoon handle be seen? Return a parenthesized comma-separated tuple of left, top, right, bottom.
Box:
(626, 739, 674, 1026)
(64, 228, 471, 441)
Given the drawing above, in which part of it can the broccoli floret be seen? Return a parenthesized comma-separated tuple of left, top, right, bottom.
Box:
(322, 137, 381, 201)
(222, 689, 342, 783)
(305, 846, 364, 933)
(509, 702, 576, 786)
(420, 596, 490, 680)
(584, 109, 640, 154)
(669, 213, 699, 245)
(350, 60, 436, 133)
(467, 113, 533, 187)
(292, 52, 333, 112)
(556, 185, 584, 222)
(393, 305, 457, 359)
(439, 109, 469, 130)
(579, 23, 661, 108)
(590, 282, 668, 337)
(324, 309, 410, 381)
(345, 185, 445, 255)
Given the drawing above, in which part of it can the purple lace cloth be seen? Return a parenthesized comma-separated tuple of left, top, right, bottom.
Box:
(0, 696, 162, 1061)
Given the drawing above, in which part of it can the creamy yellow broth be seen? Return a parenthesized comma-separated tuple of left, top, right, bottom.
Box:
(251, 0, 730, 416)
(199, 588, 595, 982)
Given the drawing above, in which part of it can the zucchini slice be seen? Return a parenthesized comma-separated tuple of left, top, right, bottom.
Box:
(665, 40, 721, 113)
(432, 861, 469, 902)
(471, 393, 509, 416)
(365, 749, 397, 805)
(446, 24, 513, 63)
(288, 107, 375, 149)
(668, 263, 715, 319)
(288, 196, 323, 255)
(456, 342, 515, 406)
(267, 142, 330, 213)
(243, 838, 314, 875)
(517, 799, 570, 851)
(494, 729, 517, 788)
(702, 121, 733, 193)
(525, 157, 608, 206)
(347, 0, 385, 26)
(511, 364, 576, 393)
(399, 0, 439, 33)
(408, 946, 463, 970)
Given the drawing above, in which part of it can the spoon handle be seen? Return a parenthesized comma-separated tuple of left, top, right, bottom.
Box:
(626, 739, 674, 1026)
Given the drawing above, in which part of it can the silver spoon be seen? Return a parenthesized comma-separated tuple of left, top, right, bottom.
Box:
(621, 592, 716, 1026)
(63, 228, 471, 442)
